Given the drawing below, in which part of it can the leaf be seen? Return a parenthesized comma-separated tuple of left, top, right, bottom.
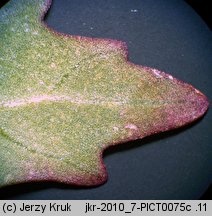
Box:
(0, 0, 209, 187)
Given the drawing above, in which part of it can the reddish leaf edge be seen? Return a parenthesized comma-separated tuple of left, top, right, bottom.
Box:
(1, 0, 209, 188)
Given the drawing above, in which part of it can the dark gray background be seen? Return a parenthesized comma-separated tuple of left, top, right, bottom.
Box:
(0, 0, 211, 199)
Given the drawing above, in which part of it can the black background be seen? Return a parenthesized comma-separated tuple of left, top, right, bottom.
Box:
(0, 0, 211, 199)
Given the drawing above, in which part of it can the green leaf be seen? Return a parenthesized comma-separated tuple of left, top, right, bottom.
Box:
(0, 0, 209, 187)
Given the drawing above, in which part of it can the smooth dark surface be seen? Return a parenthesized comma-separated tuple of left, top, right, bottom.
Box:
(185, 0, 212, 30)
(0, 0, 211, 199)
